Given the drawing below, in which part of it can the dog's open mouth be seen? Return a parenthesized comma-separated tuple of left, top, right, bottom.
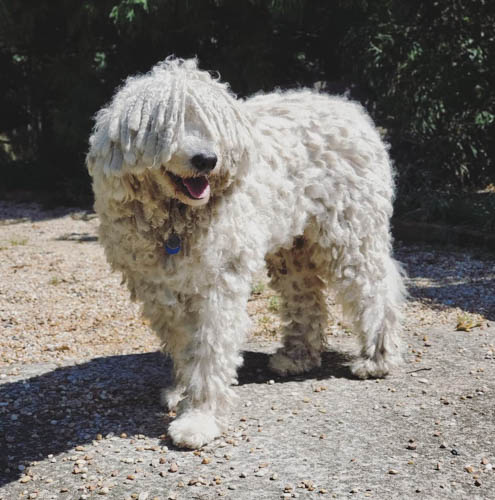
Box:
(168, 172, 211, 200)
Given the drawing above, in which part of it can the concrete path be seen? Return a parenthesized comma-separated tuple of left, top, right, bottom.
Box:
(1, 324, 494, 499)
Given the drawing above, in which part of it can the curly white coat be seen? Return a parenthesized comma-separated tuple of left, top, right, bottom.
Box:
(87, 58, 406, 449)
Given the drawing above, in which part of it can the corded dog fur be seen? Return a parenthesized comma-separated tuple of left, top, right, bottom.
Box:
(87, 58, 406, 449)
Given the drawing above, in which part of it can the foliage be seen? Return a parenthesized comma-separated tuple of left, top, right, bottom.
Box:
(343, 0, 495, 198)
(0, 0, 493, 213)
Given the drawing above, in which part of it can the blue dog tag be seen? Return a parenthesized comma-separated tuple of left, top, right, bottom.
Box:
(165, 233, 181, 255)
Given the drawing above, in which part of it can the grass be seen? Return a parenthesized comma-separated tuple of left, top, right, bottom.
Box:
(268, 296, 281, 312)
(9, 238, 28, 246)
(251, 282, 265, 295)
(456, 313, 483, 332)
(258, 315, 272, 324)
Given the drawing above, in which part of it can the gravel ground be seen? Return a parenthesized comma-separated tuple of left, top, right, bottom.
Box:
(1, 201, 494, 499)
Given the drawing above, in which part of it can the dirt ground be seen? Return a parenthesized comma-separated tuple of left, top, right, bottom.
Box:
(1, 201, 494, 499)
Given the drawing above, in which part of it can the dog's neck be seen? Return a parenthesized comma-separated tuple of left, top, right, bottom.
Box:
(128, 195, 215, 257)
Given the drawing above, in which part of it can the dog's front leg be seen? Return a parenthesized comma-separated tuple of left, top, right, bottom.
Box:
(167, 286, 250, 449)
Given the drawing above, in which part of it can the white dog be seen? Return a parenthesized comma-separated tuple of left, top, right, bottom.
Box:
(87, 58, 405, 449)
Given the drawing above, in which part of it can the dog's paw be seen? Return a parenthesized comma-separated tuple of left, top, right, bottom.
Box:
(160, 386, 185, 411)
(268, 348, 321, 376)
(349, 357, 392, 379)
(168, 410, 222, 449)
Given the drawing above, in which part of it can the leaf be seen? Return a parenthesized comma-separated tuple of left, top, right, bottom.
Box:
(456, 314, 482, 332)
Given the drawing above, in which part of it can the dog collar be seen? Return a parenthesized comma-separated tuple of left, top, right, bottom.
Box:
(165, 233, 181, 255)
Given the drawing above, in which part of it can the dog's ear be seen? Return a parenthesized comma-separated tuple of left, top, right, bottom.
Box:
(87, 88, 177, 178)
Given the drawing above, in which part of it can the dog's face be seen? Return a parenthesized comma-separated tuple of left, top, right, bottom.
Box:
(161, 121, 220, 207)
(87, 58, 251, 208)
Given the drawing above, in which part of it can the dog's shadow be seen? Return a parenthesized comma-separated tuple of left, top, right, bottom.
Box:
(238, 349, 352, 385)
(0, 348, 352, 486)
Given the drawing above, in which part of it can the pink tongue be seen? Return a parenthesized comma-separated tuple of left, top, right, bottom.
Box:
(182, 176, 209, 199)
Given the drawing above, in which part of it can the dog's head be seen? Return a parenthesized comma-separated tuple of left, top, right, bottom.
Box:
(87, 58, 252, 207)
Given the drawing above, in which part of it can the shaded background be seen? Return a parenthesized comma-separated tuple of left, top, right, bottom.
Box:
(1, 0, 494, 229)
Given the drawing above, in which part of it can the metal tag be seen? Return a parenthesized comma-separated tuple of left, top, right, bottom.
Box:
(165, 233, 181, 255)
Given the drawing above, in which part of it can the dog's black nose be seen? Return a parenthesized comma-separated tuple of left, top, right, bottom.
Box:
(191, 153, 217, 173)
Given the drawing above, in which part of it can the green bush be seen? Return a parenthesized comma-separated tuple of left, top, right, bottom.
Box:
(343, 0, 495, 199)
(1, 0, 493, 213)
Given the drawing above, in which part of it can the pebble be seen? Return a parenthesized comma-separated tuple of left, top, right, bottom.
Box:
(188, 477, 206, 486)
(2, 223, 494, 500)
(388, 469, 399, 475)
(99, 487, 109, 495)
(169, 463, 178, 473)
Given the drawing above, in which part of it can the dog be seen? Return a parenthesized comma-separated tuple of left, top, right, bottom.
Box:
(87, 58, 405, 449)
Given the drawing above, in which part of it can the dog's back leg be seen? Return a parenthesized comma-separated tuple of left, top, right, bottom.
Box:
(329, 244, 406, 378)
(266, 236, 328, 376)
